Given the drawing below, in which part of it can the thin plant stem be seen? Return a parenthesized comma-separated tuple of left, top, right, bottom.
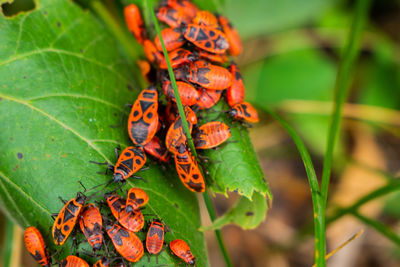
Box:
(203, 191, 234, 267)
(148, 1, 233, 266)
(327, 180, 400, 224)
(264, 108, 324, 265)
(319, 1, 371, 266)
(320, 0, 372, 205)
(148, 2, 195, 154)
(352, 211, 400, 246)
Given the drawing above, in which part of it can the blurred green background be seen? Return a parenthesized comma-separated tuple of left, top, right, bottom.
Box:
(1, 0, 400, 266)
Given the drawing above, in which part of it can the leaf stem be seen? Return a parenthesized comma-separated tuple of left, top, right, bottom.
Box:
(148, 2, 232, 267)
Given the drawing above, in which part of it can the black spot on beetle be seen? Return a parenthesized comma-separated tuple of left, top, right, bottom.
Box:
(246, 211, 254, 216)
(17, 153, 23, 159)
(57, 21, 61, 27)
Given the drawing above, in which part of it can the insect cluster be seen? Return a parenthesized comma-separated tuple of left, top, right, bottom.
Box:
(125, 0, 260, 193)
(24, 187, 195, 266)
(23, 0, 259, 266)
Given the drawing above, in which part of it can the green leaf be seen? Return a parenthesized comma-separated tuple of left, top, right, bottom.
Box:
(196, 102, 271, 230)
(201, 192, 268, 230)
(199, 103, 270, 200)
(0, 0, 208, 265)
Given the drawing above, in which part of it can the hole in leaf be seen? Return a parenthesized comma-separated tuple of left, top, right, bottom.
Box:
(1, 0, 35, 17)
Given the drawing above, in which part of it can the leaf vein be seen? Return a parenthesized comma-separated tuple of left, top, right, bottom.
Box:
(0, 93, 112, 163)
(0, 171, 37, 225)
(0, 48, 129, 83)
(27, 93, 123, 111)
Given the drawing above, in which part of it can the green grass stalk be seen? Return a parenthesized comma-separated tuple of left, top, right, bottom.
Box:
(148, 1, 233, 266)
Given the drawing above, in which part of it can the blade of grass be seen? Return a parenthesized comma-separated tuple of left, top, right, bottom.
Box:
(296, 178, 400, 242)
(320, 0, 371, 205)
(352, 211, 400, 246)
(148, 2, 232, 266)
(263, 108, 324, 265)
(312, 229, 364, 267)
(327, 179, 400, 224)
(319, 1, 371, 266)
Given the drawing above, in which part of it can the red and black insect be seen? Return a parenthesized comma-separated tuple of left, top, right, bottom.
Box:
(196, 89, 222, 110)
(217, 15, 242, 56)
(193, 121, 231, 149)
(195, 49, 229, 64)
(90, 146, 146, 184)
(229, 102, 259, 123)
(174, 143, 205, 192)
(24, 227, 51, 267)
(128, 85, 159, 146)
(59, 255, 89, 267)
(124, 4, 146, 44)
(111, 261, 127, 267)
(159, 48, 197, 69)
(160, 0, 198, 19)
(143, 135, 170, 162)
(154, 27, 185, 52)
(156, 6, 191, 28)
(93, 257, 110, 267)
(113, 146, 147, 183)
(144, 40, 164, 66)
(170, 239, 196, 266)
(105, 193, 145, 232)
(52, 192, 86, 246)
(165, 106, 197, 154)
(126, 187, 149, 213)
(79, 204, 103, 251)
(226, 62, 245, 107)
(192, 10, 219, 28)
(178, 24, 229, 54)
(137, 59, 152, 83)
(176, 61, 232, 90)
(162, 80, 199, 106)
(146, 220, 165, 255)
(106, 224, 144, 262)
